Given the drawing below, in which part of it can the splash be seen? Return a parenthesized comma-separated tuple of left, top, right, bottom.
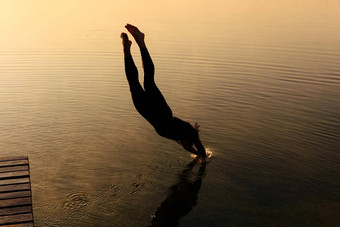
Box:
(206, 148, 213, 158)
(190, 147, 213, 161)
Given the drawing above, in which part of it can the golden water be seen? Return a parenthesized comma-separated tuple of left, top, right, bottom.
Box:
(0, 0, 339, 226)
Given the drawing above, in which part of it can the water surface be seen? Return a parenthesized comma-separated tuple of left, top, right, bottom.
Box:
(0, 0, 339, 226)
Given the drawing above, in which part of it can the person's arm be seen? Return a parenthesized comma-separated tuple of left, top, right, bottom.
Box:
(193, 136, 206, 157)
(193, 122, 207, 157)
(178, 141, 198, 155)
(179, 136, 206, 157)
(183, 145, 199, 156)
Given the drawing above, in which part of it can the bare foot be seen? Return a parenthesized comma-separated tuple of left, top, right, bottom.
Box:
(125, 24, 146, 48)
(120, 32, 132, 56)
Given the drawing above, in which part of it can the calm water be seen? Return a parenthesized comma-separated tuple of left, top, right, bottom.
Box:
(1, 0, 340, 226)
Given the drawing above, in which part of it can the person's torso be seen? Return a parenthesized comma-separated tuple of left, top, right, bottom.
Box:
(155, 117, 197, 142)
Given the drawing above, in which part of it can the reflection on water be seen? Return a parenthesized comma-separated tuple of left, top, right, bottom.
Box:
(150, 157, 206, 227)
(0, 0, 340, 226)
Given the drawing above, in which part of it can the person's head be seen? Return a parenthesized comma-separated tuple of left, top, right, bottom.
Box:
(178, 126, 199, 148)
(172, 118, 200, 147)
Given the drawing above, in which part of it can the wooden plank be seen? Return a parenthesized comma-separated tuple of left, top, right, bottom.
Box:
(0, 156, 27, 162)
(0, 171, 29, 180)
(0, 165, 29, 173)
(0, 197, 32, 208)
(0, 223, 33, 227)
(0, 178, 30, 186)
(0, 205, 32, 216)
(0, 184, 31, 193)
(0, 160, 29, 168)
(0, 213, 33, 225)
(0, 156, 33, 226)
(0, 190, 31, 200)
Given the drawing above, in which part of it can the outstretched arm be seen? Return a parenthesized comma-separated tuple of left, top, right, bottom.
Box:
(194, 137, 206, 157)
(183, 145, 199, 156)
(193, 122, 206, 157)
(178, 137, 206, 157)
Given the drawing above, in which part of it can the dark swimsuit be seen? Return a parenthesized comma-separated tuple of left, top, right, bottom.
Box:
(124, 48, 198, 143)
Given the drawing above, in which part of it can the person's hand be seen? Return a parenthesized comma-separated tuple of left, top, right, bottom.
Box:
(194, 122, 200, 131)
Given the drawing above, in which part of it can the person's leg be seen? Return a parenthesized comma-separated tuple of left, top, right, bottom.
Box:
(121, 32, 148, 118)
(140, 47, 155, 88)
(141, 49, 172, 118)
(124, 24, 154, 86)
(125, 24, 172, 118)
(124, 55, 143, 93)
(121, 33, 140, 90)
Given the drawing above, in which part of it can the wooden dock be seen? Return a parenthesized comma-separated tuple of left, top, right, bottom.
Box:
(0, 156, 34, 227)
